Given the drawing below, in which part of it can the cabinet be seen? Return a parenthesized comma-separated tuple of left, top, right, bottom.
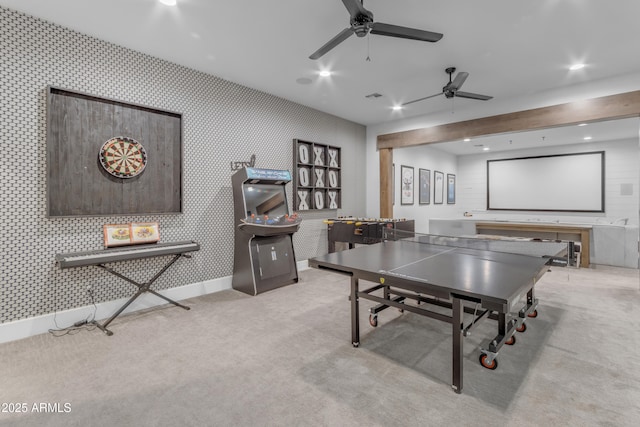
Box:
(293, 139, 341, 210)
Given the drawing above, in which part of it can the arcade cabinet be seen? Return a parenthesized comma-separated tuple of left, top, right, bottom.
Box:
(231, 168, 301, 295)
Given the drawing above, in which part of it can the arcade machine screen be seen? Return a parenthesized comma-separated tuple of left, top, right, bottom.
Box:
(243, 184, 288, 218)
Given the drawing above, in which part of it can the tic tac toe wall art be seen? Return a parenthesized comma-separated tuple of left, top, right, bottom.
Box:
(293, 139, 341, 210)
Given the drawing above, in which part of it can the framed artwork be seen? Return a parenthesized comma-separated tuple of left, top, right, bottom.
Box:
(130, 222, 160, 244)
(401, 165, 414, 205)
(434, 171, 444, 204)
(447, 174, 456, 204)
(419, 168, 431, 204)
(103, 224, 131, 247)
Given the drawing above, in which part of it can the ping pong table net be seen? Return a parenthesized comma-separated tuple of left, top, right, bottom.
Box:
(381, 229, 569, 262)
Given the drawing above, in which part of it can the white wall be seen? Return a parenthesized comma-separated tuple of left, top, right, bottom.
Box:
(457, 138, 639, 225)
(391, 145, 458, 233)
(386, 137, 639, 231)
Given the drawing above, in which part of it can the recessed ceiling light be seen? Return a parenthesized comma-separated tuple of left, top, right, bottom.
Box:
(319, 70, 332, 77)
(483, 147, 490, 151)
(159, 0, 177, 5)
(578, 123, 588, 127)
(392, 105, 403, 111)
(569, 63, 585, 71)
(583, 136, 592, 140)
(463, 138, 471, 142)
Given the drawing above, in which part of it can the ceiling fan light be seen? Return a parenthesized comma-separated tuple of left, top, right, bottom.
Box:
(569, 63, 585, 71)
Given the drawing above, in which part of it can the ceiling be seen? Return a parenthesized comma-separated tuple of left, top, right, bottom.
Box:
(2, 0, 640, 128)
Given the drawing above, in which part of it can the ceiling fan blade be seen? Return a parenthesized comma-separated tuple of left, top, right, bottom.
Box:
(449, 72, 469, 90)
(402, 92, 443, 106)
(341, 0, 370, 18)
(455, 91, 493, 101)
(370, 22, 443, 42)
(309, 28, 354, 60)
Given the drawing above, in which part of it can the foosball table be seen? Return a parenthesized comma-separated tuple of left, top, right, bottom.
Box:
(324, 217, 415, 253)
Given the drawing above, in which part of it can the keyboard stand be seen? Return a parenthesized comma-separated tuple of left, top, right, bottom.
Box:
(94, 253, 191, 336)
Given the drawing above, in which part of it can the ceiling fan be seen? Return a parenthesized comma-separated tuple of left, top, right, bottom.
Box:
(309, 0, 443, 60)
(403, 67, 493, 106)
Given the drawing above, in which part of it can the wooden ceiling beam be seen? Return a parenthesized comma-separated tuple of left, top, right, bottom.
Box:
(377, 90, 640, 150)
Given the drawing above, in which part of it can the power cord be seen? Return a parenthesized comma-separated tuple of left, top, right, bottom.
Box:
(48, 285, 99, 337)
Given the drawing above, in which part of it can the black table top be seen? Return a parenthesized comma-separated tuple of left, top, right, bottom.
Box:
(309, 237, 565, 311)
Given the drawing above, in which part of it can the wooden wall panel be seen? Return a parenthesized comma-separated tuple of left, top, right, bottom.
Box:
(379, 148, 393, 218)
(47, 87, 183, 216)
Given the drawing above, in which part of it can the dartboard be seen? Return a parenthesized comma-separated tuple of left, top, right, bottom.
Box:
(99, 137, 147, 178)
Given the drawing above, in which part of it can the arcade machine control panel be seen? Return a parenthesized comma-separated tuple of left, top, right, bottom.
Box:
(324, 217, 415, 253)
(239, 213, 301, 237)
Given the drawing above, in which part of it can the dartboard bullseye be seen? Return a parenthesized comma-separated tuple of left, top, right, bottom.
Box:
(99, 137, 147, 178)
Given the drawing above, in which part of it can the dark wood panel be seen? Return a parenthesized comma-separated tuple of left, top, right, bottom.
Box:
(47, 87, 183, 216)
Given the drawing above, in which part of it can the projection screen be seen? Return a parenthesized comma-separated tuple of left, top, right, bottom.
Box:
(487, 151, 605, 212)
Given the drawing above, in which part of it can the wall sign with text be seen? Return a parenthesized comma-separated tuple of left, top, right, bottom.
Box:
(293, 139, 341, 210)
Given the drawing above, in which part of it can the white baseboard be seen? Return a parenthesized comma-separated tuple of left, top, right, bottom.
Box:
(0, 260, 310, 344)
(0, 276, 232, 344)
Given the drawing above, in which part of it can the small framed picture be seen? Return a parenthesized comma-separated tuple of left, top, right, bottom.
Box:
(400, 165, 414, 205)
(103, 224, 131, 247)
(447, 174, 456, 204)
(419, 168, 430, 204)
(130, 222, 160, 244)
(434, 171, 444, 204)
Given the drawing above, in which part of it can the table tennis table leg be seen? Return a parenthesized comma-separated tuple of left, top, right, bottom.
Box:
(351, 276, 360, 347)
(452, 296, 463, 394)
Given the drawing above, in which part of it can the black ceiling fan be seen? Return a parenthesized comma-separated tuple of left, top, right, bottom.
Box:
(309, 0, 443, 60)
(403, 67, 493, 106)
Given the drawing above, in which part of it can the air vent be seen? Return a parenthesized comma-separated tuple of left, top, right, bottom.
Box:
(365, 93, 383, 99)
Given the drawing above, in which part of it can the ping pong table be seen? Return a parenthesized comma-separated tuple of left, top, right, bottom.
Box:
(309, 233, 567, 393)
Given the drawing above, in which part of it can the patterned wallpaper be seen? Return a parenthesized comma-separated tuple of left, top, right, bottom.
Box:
(0, 6, 366, 323)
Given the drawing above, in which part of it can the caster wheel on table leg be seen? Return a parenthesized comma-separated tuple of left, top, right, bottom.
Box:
(479, 353, 498, 370)
(516, 323, 527, 333)
(505, 335, 516, 345)
(369, 314, 378, 327)
(528, 310, 538, 318)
